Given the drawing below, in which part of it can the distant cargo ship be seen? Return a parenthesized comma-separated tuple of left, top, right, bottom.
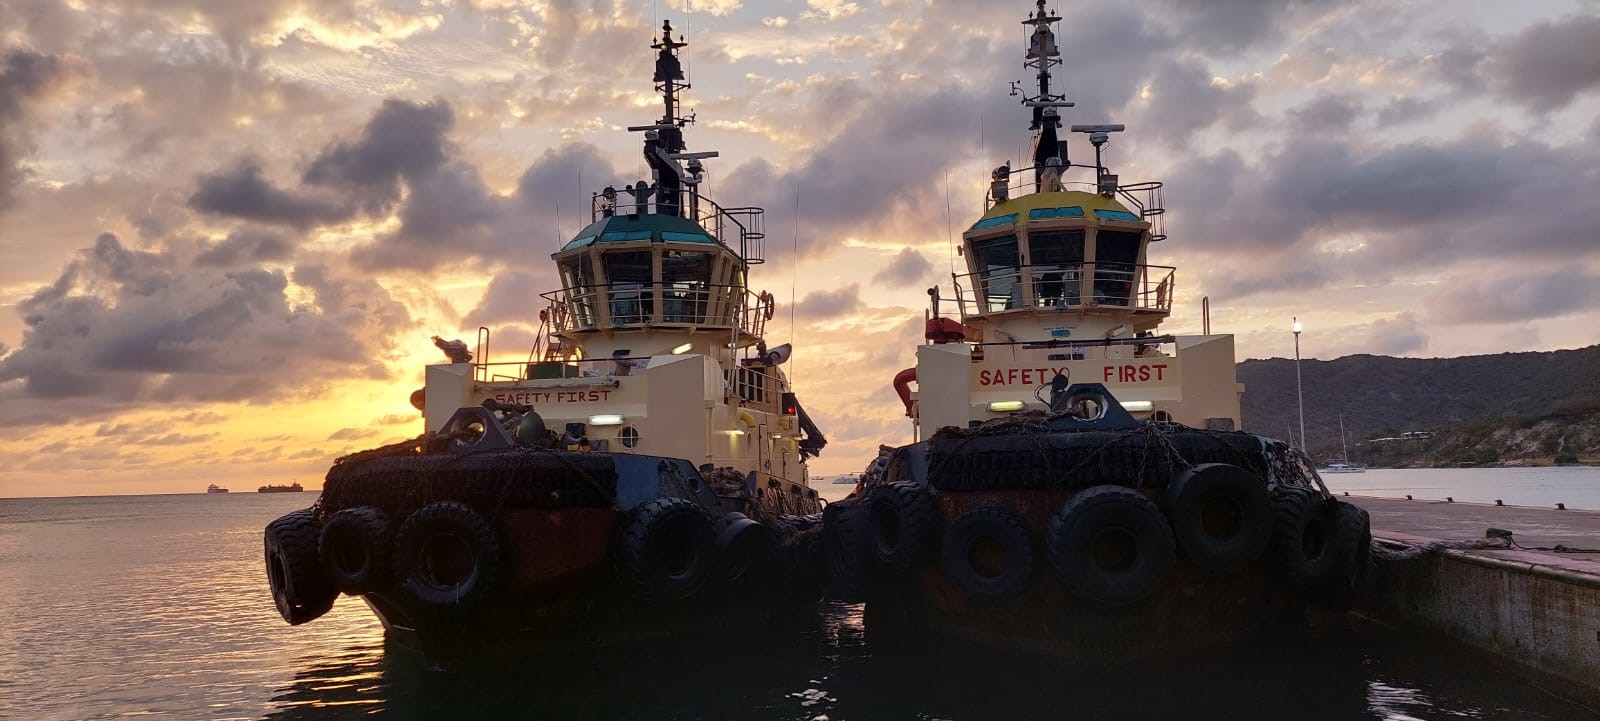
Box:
(257, 483, 304, 494)
(206, 484, 229, 494)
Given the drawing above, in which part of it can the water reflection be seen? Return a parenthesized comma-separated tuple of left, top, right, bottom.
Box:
(260, 606, 1592, 721)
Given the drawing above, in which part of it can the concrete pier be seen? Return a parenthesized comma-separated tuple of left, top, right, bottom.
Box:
(1351, 496, 1600, 711)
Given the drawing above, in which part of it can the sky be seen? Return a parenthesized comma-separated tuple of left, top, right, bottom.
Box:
(1, 0, 1597, 497)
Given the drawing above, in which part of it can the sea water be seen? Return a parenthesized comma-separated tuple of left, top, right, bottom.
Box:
(2, 489, 1596, 720)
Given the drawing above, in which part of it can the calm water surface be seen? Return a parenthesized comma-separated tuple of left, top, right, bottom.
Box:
(2, 490, 1596, 720)
(1317, 466, 1600, 510)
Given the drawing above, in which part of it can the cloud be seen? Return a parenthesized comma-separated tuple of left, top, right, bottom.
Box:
(193, 228, 296, 268)
(327, 426, 377, 441)
(303, 98, 455, 214)
(0, 233, 411, 419)
(188, 162, 353, 229)
(794, 284, 863, 320)
(1287, 93, 1362, 135)
(1134, 61, 1258, 148)
(1364, 312, 1428, 356)
(871, 248, 933, 288)
(1484, 15, 1600, 111)
(1425, 268, 1599, 325)
(0, 49, 68, 211)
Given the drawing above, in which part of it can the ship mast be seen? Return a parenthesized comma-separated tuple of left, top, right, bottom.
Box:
(629, 20, 718, 219)
(1017, 0, 1072, 192)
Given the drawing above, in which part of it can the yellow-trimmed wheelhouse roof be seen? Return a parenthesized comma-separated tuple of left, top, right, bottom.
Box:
(970, 190, 1141, 232)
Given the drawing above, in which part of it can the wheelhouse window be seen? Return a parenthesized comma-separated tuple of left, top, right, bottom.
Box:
(560, 257, 596, 327)
(603, 250, 654, 324)
(1093, 230, 1141, 306)
(661, 251, 711, 323)
(1029, 229, 1085, 307)
(971, 235, 1021, 312)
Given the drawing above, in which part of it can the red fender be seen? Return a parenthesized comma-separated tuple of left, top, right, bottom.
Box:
(893, 367, 917, 417)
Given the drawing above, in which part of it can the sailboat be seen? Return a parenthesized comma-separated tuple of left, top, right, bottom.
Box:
(1320, 415, 1366, 474)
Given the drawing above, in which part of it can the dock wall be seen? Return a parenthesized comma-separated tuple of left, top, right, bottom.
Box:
(1367, 531, 1600, 711)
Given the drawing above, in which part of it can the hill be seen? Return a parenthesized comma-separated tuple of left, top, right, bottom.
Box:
(1236, 345, 1600, 461)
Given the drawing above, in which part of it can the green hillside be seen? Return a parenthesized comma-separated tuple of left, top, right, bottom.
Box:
(1237, 345, 1600, 460)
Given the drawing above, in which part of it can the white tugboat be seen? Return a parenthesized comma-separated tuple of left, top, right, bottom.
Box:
(263, 22, 828, 662)
(820, 2, 1371, 660)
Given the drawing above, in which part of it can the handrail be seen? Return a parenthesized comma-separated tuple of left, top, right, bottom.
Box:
(540, 282, 771, 339)
(982, 163, 1166, 239)
(949, 261, 1175, 318)
(592, 189, 766, 264)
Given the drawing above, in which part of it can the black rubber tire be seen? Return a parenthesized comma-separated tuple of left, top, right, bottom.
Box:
(869, 482, 940, 575)
(713, 512, 777, 584)
(785, 530, 827, 602)
(941, 507, 1035, 604)
(1266, 485, 1339, 591)
(926, 428, 1275, 493)
(1163, 463, 1272, 571)
(1316, 501, 1372, 611)
(613, 497, 716, 600)
(319, 506, 395, 595)
(822, 500, 875, 602)
(392, 501, 503, 613)
(1047, 486, 1176, 609)
(265, 509, 337, 625)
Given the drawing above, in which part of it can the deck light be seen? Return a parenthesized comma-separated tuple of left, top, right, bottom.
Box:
(589, 414, 624, 426)
(671, 342, 692, 354)
(725, 429, 746, 436)
(988, 400, 1025, 412)
(1120, 400, 1153, 412)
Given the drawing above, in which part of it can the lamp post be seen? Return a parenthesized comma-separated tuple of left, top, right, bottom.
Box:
(1293, 317, 1305, 452)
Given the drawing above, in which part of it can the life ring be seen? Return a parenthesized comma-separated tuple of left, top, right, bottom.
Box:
(1162, 463, 1271, 571)
(941, 507, 1034, 604)
(759, 291, 775, 321)
(712, 512, 777, 584)
(393, 501, 503, 612)
(318, 506, 394, 595)
(821, 499, 875, 601)
(264, 508, 337, 625)
(1314, 500, 1371, 611)
(613, 497, 716, 599)
(1047, 485, 1176, 608)
(1266, 485, 1338, 591)
(868, 481, 940, 574)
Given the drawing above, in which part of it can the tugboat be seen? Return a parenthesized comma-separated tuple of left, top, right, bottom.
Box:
(821, 2, 1371, 660)
(262, 22, 828, 662)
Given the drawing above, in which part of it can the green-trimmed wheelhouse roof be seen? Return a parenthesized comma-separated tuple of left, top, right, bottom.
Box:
(560, 213, 722, 252)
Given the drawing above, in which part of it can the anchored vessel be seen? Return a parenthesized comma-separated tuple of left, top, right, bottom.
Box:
(258, 482, 304, 493)
(206, 484, 229, 494)
(821, 2, 1372, 659)
(263, 24, 828, 661)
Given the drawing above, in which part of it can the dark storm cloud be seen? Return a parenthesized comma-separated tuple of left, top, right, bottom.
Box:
(1484, 15, 1600, 111)
(0, 49, 67, 211)
(188, 162, 353, 229)
(1425, 268, 1599, 325)
(0, 233, 411, 417)
(303, 98, 455, 214)
(193, 228, 296, 267)
(1375, 96, 1437, 126)
(871, 248, 933, 289)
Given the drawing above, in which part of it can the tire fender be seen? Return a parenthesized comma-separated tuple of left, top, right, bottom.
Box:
(1048, 485, 1176, 609)
(319, 505, 395, 595)
(869, 481, 940, 575)
(1163, 463, 1272, 571)
(613, 497, 716, 599)
(822, 500, 875, 602)
(713, 512, 777, 583)
(265, 508, 337, 625)
(941, 507, 1035, 604)
(1266, 485, 1339, 591)
(393, 501, 503, 613)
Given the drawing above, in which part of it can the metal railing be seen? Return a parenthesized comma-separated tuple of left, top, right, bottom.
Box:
(984, 165, 1166, 240)
(951, 262, 1175, 318)
(593, 189, 765, 265)
(541, 282, 771, 338)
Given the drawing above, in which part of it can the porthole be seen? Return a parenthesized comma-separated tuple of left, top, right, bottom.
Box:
(620, 426, 640, 448)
